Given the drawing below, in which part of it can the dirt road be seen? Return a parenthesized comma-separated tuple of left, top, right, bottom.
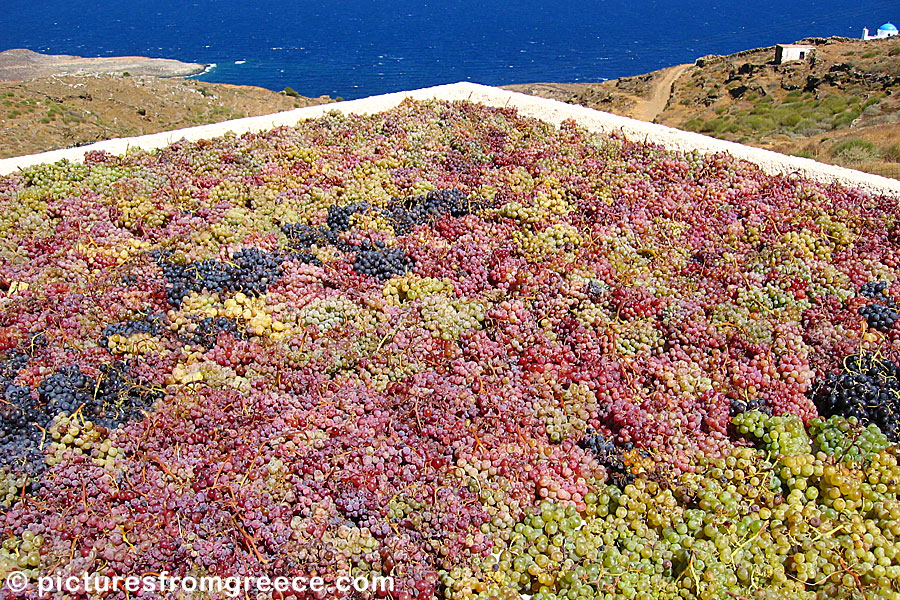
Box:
(631, 63, 692, 122)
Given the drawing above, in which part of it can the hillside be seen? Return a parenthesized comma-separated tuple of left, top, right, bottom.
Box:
(506, 36, 900, 179)
(0, 74, 331, 158)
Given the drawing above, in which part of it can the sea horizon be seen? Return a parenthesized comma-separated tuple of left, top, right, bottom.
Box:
(2, 0, 897, 99)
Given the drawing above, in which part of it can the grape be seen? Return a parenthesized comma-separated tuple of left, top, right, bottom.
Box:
(578, 430, 635, 488)
(180, 316, 243, 349)
(327, 201, 372, 232)
(100, 314, 165, 348)
(384, 188, 472, 234)
(811, 353, 900, 442)
(860, 302, 898, 332)
(860, 280, 890, 300)
(1, 99, 900, 600)
(156, 247, 284, 306)
(352, 242, 413, 280)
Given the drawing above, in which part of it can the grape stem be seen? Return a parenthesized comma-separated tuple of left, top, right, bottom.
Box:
(674, 551, 701, 596)
(809, 523, 846, 542)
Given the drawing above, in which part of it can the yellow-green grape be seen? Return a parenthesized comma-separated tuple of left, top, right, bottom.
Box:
(300, 296, 360, 333)
(0, 530, 44, 579)
(382, 275, 454, 304)
(732, 411, 812, 457)
(419, 294, 485, 340)
(0, 468, 29, 510)
(808, 415, 890, 463)
(513, 223, 583, 260)
(45, 413, 120, 470)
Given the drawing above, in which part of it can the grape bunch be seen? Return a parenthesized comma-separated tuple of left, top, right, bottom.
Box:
(811, 353, 900, 442)
(729, 394, 772, 417)
(100, 314, 165, 350)
(860, 302, 898, 332)
(0, 384, 49, 484)
(858, 280, 899, 332)
(327, 201, 373, 232)
(157, 247, 284, 306)
(35, 363, 158, 431)
(37, 365, 95, 415)
(860, 280, 891, 300)
(352, 241, 413, 280)
(577, 430, 635, 488)
(385, 188, 472, 234)
(280, 222, 335, 261)
(180, 316, 243, 349)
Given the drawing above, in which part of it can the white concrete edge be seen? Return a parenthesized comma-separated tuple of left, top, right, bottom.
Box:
(1, 81, 899, 198)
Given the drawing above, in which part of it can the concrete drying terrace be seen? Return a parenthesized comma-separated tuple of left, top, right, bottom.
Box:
(1, 81, 898, 198)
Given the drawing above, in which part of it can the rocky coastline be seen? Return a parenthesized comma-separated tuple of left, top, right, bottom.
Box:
(0, 48, 206, 82)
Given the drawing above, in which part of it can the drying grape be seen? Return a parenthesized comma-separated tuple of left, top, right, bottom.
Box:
(0, 99, 899, 600)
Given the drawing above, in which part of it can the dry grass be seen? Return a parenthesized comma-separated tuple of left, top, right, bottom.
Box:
(0, 75, 331, 159)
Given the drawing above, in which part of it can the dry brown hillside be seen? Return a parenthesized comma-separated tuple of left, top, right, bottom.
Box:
(506, 36, 900, 179)
(0, 74, 330, 159)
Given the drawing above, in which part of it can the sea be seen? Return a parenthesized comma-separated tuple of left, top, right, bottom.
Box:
(2, 0, 897, 100)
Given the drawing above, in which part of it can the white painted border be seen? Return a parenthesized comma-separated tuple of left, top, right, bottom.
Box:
(1, 81, 899, 197)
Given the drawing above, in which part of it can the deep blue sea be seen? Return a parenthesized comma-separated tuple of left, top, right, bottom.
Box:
(2, 0, 897, 99)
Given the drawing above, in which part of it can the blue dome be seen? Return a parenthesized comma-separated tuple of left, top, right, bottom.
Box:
(879, 22, 897, 31)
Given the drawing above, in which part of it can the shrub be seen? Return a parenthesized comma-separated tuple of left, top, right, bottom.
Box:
(698, 118, 727, 134)
(683, 118, 704, 132)
(831, 109, 861, 129)
(737, 114, 774, 133)
(863, 102, 884, 117)
(883, 143, 900, 162)
(778, 113, 801, 127)
(794, 119, 825, 137)
(282, 87, 301, 98)
(831, 138, 880, 165)
(823, 95, 848, 114)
